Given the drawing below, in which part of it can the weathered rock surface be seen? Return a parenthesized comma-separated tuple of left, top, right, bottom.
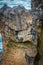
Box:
(1, 2, 43, 65)
(0, 5, 37, 45)
(0, 0, 43, 42)
(2, 39, 37, 65)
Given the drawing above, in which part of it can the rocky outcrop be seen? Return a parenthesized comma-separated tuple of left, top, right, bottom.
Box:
(0, 5, 37, 45)
(0, 5, 38, 65)
(0, 1, 43, 65)
(32, 0, 43, 10)
(1, 4, 43, 65)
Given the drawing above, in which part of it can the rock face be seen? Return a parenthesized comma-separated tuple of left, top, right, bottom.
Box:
(0, 2, 43, 65)
(32, 0, 43, 10)
(32, 0, 43, 65)
(17, 28, 37, 45)
(0, 1, 43, 65)
(0, 5, 37, 45)
(0, 5, 38, 65)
